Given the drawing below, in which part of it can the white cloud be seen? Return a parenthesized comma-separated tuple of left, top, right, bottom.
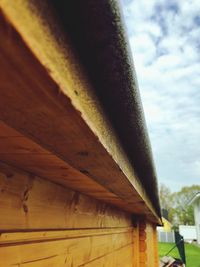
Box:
(129, 33, 156, 65)
(122, 0, 200, 191)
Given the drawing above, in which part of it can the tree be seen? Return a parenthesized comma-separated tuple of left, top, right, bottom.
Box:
(159, 184, 200, 226)
(170, 185, 200, 225)
(159, 183, 172, 211)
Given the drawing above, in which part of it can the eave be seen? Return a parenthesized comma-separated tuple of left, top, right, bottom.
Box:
(0, 0, 161, 224)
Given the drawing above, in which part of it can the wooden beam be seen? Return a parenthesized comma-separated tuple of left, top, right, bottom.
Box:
(146, 223, 155, 267)
(0, 230, 133, 266)
(0, 228, 133, 246)
(0, 162, 133, 230)
(81, 246, 133, 267)
(0, 1, 161, 223)
(0, 121, 151, 215)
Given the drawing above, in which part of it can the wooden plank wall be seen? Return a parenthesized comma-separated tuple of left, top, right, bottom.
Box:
(0, 162, 159, 267)
(0, 162, 134, 266)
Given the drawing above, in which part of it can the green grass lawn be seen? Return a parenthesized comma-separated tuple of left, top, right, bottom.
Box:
(158, 242, 200, 267)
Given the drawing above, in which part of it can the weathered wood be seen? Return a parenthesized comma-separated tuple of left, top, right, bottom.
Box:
(139, 221, 147, 267)
(146, 223, 155, 267)
(0, 121, 148, 214)
(0, 121, 126, 208)
(145, 222, 160, 267)
(82, 245, 133, 267)
(0, 1, 160, 223)
(0, 162, 135, 266)
(137, 221, 159, 267)
(0, 230, 133, 266)
(0, 228, 133, 245)
(132, 222, 140, 267)
(0, 162, 132, 230)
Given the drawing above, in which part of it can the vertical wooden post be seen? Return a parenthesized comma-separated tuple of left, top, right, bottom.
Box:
(146, 222, 154, 267)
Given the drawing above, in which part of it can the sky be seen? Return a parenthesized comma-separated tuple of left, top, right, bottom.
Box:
(121, 0, 200, 191)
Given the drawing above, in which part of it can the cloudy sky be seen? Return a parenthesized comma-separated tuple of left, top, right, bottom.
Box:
(121, 0, 200, 191)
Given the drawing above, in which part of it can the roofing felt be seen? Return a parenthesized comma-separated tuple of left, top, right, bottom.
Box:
(48, 0, 161, 215)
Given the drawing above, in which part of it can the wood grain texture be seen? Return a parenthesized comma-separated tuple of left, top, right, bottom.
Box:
(138, 221, 147, 267)
(0, 162, 133, 230)
(0, 1, 160, 223)
(0, 228, 133, 245)
(146, 223, 154, 267)
(82, 245, 133, 267)
(0, 121, 150, 215)
(145, 222, 160, 267)
(0, 162, 135, 266)
(0, 121, 127, 208)
(0, 230, 133, 266)
(132, 222, 139, 267)
(136, 221, 160, 267)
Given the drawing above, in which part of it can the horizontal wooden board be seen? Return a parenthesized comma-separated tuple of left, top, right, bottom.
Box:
(0, 230, 133, 266)
(0, 162, 132, 230)
(0, 1, 160, 223)
(82, 245, 133, 267)
(0, 121, 143, 213)
(0, 228, 133, 245)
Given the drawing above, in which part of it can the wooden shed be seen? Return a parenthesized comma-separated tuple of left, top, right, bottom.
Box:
(0, 1, 161, 266)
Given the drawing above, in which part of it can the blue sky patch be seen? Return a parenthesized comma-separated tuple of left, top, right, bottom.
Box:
(122, 0, 200, 191)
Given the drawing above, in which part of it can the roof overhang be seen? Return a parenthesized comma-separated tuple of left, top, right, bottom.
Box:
(0, 0, 161, 223)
